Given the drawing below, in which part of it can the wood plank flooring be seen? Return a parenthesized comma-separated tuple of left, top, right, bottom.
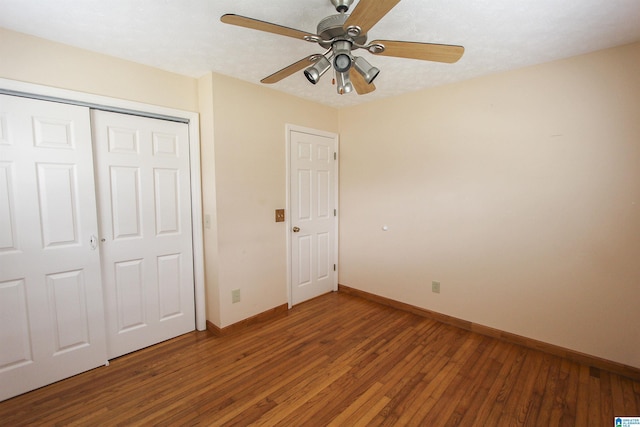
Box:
(1, 291, 639, 426)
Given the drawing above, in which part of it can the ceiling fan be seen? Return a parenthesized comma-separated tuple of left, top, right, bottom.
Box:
(221, 0, 464, 96)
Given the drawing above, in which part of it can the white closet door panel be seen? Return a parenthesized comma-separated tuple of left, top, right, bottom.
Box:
(0, 279, 31, 370)
(0, 112, 8, 145)
(46, 270, 91, 353)
(92, 110, 194, 359)
(154, 168, 180, 235)
(0, 95, 107, 402)
(110, 166, 142, 239)
(157, 253, 182, 319)
(36, 163, 79, 247)
(0, 162, 17, 251)
(114, 259, 146, 332)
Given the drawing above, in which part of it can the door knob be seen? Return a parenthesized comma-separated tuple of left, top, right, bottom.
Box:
(292, 226, 300, 233)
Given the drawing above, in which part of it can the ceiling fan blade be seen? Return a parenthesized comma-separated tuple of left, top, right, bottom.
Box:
(349, 68, 376, 95)
(370, 40, 464, 63)
(261, 55, 320, 84)
(344, 0, 401, 35)
(221, 14, 316, 40)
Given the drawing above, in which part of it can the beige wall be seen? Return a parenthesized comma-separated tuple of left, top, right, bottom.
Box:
(209, 73, 338, 327)
(3, 26, 638, 367)
(0, 28, 198, 111)
(338, 42, 640, 368)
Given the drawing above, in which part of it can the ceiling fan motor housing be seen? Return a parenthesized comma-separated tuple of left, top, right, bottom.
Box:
(316, 14, 367, 49)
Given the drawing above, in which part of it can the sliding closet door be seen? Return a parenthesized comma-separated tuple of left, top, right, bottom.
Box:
(91, 111, 195, 359)
(0, 95, 107, 401)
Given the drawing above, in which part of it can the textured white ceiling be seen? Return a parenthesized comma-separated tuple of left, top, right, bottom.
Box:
(1, 0, 639, 108)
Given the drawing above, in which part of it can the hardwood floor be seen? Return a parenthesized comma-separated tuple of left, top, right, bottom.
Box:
(1, 291, 639, 426)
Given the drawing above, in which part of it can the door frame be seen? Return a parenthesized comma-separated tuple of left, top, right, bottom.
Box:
(0, 78, 207, 331)
(285, 124, 339, 309)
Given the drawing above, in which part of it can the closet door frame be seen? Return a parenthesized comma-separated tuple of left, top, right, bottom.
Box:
(0, 78, 206, 332)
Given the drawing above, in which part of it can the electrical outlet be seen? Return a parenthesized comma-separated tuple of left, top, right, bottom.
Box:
(232, 288, 241, 303)
(432, 281, 441, 294)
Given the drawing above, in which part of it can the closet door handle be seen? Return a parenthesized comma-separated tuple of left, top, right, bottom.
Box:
(90, 235, 98, 250)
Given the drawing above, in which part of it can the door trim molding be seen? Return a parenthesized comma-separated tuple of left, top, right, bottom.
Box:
(0, 78, 207, 331)
(285, 124, 339, 309)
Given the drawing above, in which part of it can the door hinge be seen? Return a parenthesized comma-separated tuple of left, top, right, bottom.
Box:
(334, 209, 337, 217)
(334, 152, 337, 160)
(334, 264, 336, 271)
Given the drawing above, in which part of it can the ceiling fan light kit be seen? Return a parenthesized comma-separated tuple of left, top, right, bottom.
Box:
(353, 56, 380, 84)
(221, 0, 464, 96)
(332, 40, 354, 72)
(336, 71, 353, 94)
(304, 56, 332, 84)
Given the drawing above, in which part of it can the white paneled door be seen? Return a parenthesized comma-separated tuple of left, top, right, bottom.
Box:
(289, 127, 338, 306)
(0, 95, 107, 401)
(91, 111, 195, 359)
